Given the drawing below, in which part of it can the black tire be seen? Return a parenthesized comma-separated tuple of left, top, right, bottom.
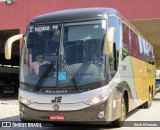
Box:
(143, 90, 152, 108)
(20, 114, 30, 123)
(113, 97, 126, 127)
(20, 117, 29, 123)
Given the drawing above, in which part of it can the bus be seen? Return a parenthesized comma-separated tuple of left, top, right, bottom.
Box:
(0, 75, 19, 96)
(5, 8, 156, 126)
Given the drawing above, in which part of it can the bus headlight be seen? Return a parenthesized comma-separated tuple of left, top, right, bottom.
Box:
(84, 93, 109, 105)
(19, 96, 31, 105)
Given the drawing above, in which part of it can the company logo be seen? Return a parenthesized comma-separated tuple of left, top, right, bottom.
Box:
(51, 97, 62, 103)
(53, 104, 60, 111)
(58, 72, 66, 80)
(45, 89, 68, 94)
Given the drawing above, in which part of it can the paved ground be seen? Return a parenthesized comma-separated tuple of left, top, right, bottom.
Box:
(0, 92, 160, 130)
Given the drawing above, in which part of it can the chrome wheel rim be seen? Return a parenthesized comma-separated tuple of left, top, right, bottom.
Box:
(121, 99, 126, 121)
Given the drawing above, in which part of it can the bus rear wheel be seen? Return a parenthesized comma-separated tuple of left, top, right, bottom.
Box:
(143, 90, 152, 108)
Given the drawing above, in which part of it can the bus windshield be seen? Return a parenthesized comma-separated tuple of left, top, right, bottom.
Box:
(20, 20, 106, 89)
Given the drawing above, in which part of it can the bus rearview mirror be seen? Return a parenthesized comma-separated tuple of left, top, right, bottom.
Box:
(104, 27, 116, 54)
(5, 34, 24, 60)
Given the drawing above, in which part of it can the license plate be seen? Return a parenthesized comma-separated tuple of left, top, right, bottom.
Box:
(49, 114, 65, 120)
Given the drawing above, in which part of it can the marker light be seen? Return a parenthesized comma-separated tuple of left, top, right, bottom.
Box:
(92, 97, 101, 104)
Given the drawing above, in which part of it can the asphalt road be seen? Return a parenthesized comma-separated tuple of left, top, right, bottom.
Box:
(0, 93, 160, 130)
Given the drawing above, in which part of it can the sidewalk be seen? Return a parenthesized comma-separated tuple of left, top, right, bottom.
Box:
(0, 94, 19, 121)
(154, 90, 160, 99)
(0, 94, 18, 105)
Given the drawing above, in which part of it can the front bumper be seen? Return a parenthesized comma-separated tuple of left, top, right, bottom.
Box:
(19, 102, 109, 124)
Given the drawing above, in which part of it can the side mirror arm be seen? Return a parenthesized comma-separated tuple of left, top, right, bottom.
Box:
(5, 34, 24, 60)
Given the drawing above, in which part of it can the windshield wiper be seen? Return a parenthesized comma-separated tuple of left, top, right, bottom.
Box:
(33, 54, 81, 92)
(59, 54, 81, 92)
(34, 55, 57, 91)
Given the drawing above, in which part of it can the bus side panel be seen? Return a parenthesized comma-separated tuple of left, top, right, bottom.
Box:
(106, 54, 143, 120)
(130, 57, 146, 104)
(131, 57, 156, 104)
(117, 56, 140, 111)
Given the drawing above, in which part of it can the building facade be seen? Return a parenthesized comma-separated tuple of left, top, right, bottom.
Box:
(0, 0, 160, 67)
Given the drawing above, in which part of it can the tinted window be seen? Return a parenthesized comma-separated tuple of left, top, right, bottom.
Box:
(122, 23, 130, 51)
(122, 23, 140, 59)
(130, 30, 140, 59)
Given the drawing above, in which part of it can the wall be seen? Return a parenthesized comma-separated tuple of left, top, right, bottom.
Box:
(0, 0, 160, 33)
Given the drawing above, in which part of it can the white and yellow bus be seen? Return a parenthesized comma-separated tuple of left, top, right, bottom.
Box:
(5, 8, 156, 126)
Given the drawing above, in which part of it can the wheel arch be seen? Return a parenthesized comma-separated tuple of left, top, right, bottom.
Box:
(116, 81, 130, 113)
(123, 90, 129, 113)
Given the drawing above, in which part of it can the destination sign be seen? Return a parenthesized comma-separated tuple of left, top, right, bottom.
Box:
(28, 24, 61, 33)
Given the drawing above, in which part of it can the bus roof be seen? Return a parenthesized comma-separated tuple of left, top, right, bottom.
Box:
(31, 8, 119, 24)
(30, 8, 153, 48)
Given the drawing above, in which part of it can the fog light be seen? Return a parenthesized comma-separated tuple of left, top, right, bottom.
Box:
(98, 111, 104, 118)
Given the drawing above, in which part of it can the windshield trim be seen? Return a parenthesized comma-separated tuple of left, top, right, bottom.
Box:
(20, 79, 107, 94)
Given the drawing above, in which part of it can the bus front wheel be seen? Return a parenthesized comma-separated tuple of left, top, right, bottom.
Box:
(113, 97, 126, 127)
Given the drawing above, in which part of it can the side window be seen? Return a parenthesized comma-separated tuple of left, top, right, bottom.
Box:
(138, 37, 143, 54)
(122, 23, 130, 50)
(130, 29, 140, 59)
(122, 23, 140, 59)
(108, 16, 121, 72)
(138, 37, 155, 65)
(122, 23, 130, 59)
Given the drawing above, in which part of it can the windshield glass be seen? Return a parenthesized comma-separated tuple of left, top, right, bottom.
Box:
(59, 20, 106, 86)
(20, 24, 61, 87)
(20, 20, 106, 88)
